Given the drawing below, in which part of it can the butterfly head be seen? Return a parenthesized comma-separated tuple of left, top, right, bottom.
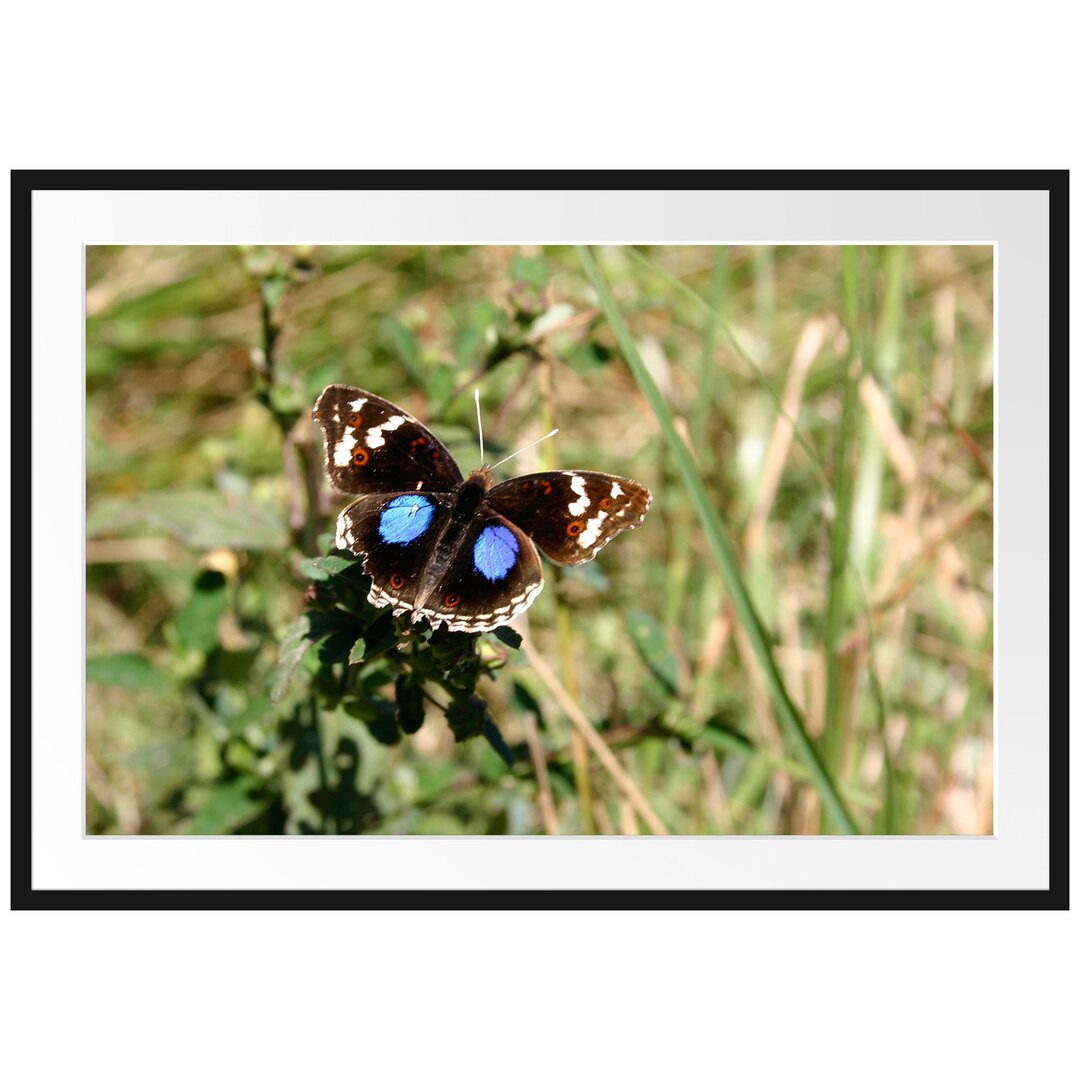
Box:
(465, 464, 495, 491)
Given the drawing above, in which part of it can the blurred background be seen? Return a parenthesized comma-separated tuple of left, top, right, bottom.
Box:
(86, 244, 994, 835)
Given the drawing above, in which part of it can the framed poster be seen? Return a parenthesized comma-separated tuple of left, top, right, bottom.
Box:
(10, 170, 1065, 908)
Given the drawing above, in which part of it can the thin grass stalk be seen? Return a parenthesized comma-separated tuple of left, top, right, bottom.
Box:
(578, 245, 859, 835)
(698, 727, 877, 809)
(821, 246, 864, 793)
(667, 249, 729, 632)
(247, 248, 322, 554)
(625, 246, 828, 490)
(663, 442, 694, 631)
(310, 695, 336, 835)
(521, 709, 560, 834)
(521, 635, 669, 835)
(851, 245, 906, 574)
(536, 341, 594, 833)
(846, 246, 906, 832)
(690, 248, 729, 461)
(863, 632, 896, 832)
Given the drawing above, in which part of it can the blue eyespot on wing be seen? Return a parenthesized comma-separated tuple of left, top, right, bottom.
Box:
(473, 524, 520, 581)
(378, 494, 434, 545)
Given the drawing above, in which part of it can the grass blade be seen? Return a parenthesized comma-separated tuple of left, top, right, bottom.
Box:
(625, 245, 829, 491)
(578, 245, 859, 835)
(821, 247, 863, 783)
(851, 245, 907, 574)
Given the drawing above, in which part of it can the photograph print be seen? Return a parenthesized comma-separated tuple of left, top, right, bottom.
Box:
(85, 243, 994, 837)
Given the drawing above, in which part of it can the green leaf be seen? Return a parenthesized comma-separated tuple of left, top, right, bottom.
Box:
(453, 323, 483, 367)
(483, 716, 516, 769)
(272, 615, 319, 704)
(360, 613, 398, 661)
(445, 694, 486, 742)
(471, 300, 502, 333)
(299, 554, 358, 580)
(380, 316, 422, 381)
(367, 708, 403, 746)
(318, 630, 360, 665)
(87, 653, 172, 694)
(87, 491, 288, 551)
(428, 632, 478, 670)
(625, 610, 678, 697)
(175, 570, 228, 653)
(511, 679, 543, 718)
(699, 722, 756, 756)
(493, 626, 522, 650)
(567, 340, 612, 370)
(415, 761, 458, 802)
(309, 610, 367, 637)
(268, 382, 304, 417)
(425, 363, 456, 412)
(259, 275, 287, 311)
(187, 783, 266, 834)
(395, 675, 426, 734)
(359, 660, 395, 691)
(511, 254, 549, 290)
(218, 693, 273, 737)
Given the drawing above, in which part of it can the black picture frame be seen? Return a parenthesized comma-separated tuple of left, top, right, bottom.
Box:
(10, 169, 1067, 911)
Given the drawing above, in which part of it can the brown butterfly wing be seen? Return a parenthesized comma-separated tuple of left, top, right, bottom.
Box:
(312, 384, 463, 495)
(487, 471, 652, 567)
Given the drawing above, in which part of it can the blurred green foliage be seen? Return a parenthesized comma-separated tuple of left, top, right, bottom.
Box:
(86, 244, 994, 835)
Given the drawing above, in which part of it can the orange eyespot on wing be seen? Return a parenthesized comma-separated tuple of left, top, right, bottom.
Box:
(566, 521, 584, 536)
(390, 573, 405, 589)
(444, 593, 462, 607)
(352, 447, 370, 467)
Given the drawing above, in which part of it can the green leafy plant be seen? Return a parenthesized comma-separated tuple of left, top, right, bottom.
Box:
(274, 552, 523, 764)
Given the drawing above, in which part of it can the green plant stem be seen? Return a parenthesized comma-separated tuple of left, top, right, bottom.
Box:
(851, 245, 906, 574)
(536, 342, 594, 833)
(690, 248, 729, 464)
(310, 694, 336, 835)
(578, 245, 859, 835)
(665, 249, 729, 631)
(247, 249, 322, 555)
(821, 248, 863, 790)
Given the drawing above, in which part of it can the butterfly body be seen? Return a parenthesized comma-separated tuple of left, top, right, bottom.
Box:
(314, 385, 651, 633)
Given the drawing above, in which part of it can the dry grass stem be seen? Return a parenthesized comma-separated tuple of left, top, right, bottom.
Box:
(699, 749, 732, 833)
(592, 800, 615, 835)
(521, 635, 670, 836)
(744, 316, 829, 554)
(859, 372, 919, 487)
(86, 538, 186, 564)
(870, 484, 991, 614)
(521, 709, 560, 835)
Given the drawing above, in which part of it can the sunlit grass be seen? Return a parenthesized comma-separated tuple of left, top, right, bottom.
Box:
(85, 243, 995, 836)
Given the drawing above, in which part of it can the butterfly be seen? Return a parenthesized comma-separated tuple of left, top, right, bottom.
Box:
(312, 385, 652, 633)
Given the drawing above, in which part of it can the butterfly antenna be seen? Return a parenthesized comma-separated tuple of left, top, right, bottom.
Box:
(474, 387, 485, 464)
(491, 428, 560, 470)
